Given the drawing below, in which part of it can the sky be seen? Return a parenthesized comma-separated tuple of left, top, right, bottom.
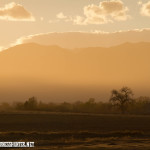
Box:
(0, 0, 150, 49)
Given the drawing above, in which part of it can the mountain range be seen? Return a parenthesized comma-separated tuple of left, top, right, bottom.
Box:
(0, 42, 150, 102)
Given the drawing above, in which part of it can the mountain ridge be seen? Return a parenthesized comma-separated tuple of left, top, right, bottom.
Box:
(0, 42, 150, 102)
(2, 41, 150, 53)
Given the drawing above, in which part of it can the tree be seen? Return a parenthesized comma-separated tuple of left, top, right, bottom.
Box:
(109, 87, 133, 114)
(24, 97, 38, 110)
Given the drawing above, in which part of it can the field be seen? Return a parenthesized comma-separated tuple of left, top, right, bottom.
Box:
(0, 112, 150, 149)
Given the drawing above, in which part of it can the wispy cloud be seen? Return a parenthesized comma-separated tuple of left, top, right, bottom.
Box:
(56, 12, 67, 19)
(138, 1, 143, 6)
(82, 0, 130, 25)
(140, 1, 150, 17)
(0, 46, 4, 51)
(40, 17, 44, 21)
(56, 0, 130, 25)
(0, 2, 35, 21)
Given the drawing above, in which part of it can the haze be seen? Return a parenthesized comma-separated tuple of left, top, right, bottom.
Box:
(0, 0, 150, 102)
(0, 42, 150, 102)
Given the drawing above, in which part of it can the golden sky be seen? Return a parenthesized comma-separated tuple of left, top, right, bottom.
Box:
(0, 0, 150, 49)
(1, 0, 150, 101)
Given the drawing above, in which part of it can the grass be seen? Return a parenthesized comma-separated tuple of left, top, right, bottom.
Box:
(0, 112, 150, 149)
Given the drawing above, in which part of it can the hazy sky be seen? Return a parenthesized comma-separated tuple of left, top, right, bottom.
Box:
(0, 0, 150, 49)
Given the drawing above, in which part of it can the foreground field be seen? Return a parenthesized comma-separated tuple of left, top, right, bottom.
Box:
(0, 112, 150, 149)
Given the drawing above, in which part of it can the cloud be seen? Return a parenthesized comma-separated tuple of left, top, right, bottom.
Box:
(40, 17, 44, 21)
(0, 46, 4, 51)
(57, 12, 67, 19)
(13, 28, 150, 49)
(49, 12, 67, 24)
(68, 0, 129, 25)
(73, 16, 87, 25)
(74, 0, 130, 25)
(55, 0, 129, 25)
(0, 2, 35, 21)
(141, 1, 150, 17)
(56, 12, 73, 23)
(138, 1, 143, 6)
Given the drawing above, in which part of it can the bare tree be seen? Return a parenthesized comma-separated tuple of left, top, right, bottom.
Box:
(110, 87, 133, 114)
(24, 97, 38, 110)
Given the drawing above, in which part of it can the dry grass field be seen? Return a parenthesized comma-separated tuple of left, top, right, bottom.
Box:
(0, 112, 150, 150)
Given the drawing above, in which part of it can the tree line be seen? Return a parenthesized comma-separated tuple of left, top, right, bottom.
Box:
(1, 87, 150, 115)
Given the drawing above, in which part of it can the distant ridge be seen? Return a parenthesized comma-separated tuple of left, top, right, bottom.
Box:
(17, 30, 150, 49)
(1, 41, 150, 52)
(0, 42, 150, 102)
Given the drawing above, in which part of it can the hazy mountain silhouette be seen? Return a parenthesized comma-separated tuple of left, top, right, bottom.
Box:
(0, 42, 150, 102)
(20, 30, 150, 49)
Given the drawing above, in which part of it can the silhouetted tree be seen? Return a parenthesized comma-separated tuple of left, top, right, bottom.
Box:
(24, 97, 38, 110)
(110, 87, 133, 114)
